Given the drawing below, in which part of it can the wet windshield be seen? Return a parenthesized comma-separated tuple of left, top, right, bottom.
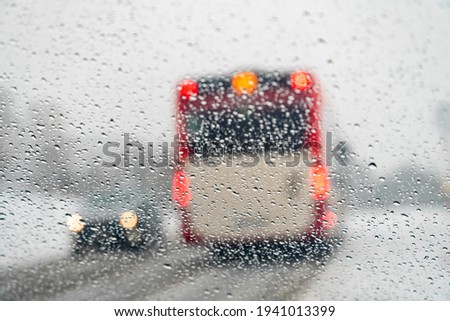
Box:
(185, 105, 309, 154)
(0, 0, 448, 305)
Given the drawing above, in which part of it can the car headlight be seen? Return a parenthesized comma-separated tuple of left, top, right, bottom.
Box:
(67, 213, 85, 233)
(119, 210, 138, 230)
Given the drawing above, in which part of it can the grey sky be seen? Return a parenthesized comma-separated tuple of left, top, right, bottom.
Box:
(1, 0, 449, 176)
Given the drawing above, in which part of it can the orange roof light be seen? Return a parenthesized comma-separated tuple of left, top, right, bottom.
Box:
(232, 71, 258, 95)
(291, 70, 312, 91)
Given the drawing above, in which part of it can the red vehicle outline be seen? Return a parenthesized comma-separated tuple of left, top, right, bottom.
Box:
(172, 70, 336, 245)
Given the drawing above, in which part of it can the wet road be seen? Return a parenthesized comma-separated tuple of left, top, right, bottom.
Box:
(0, 244, 332, 300)
(1, 207, 448, 300)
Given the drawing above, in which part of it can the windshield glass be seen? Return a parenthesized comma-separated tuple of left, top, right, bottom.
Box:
(1, 0, 448, 305)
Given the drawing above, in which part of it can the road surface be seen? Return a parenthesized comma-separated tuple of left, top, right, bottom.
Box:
(1, 206, 447, 300)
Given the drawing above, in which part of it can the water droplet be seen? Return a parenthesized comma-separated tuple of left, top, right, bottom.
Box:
(368, 162, 377, 169)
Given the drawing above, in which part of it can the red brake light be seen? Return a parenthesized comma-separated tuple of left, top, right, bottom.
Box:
(290, 70, 311, 91)
(323, 211, 337, 229)
(179, 79, 198, 99)
(172, 169, 192, 207)
(309, 164, 330, 200)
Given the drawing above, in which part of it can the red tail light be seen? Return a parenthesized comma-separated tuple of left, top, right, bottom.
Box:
(172, 169, 192, 207)
(323, 211, 337, 229)
(179, 79, 198, 99)
(309, 164, 330, 200)
(290, 70, 312, 91)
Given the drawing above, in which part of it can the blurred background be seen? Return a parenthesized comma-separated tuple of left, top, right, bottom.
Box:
(0, 0, 449, 300)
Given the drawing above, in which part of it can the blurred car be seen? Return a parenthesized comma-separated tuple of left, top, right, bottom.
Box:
(67, 191, 161, 255)
(172, 70, 338, 255)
